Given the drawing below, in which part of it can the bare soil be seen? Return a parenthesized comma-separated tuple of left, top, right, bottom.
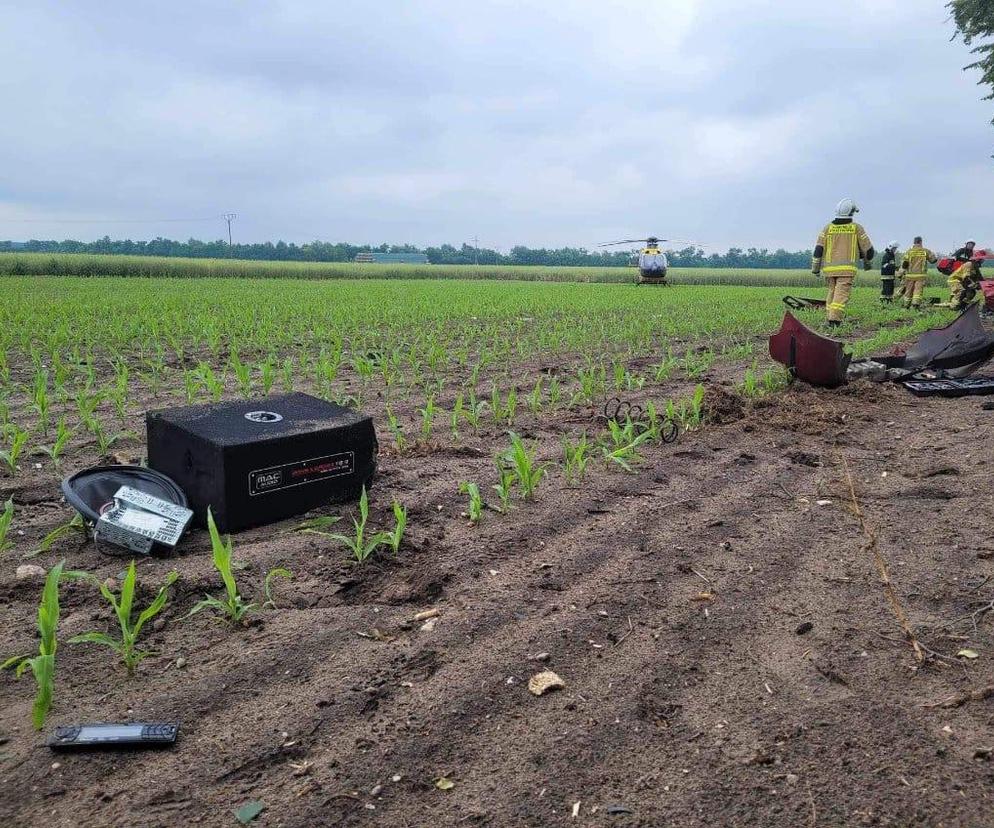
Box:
(3, 370, 994, 827)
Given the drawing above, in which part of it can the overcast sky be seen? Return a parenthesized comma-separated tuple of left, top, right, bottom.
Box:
(1, 0, 991, 253)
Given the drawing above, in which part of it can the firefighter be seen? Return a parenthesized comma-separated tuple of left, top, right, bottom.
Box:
(899, 236, 937, 310)
(880, 241, 899, 302)
(811, 198, 875, 327)
(954, 240, 976, 263)
(947, 252, 983, 311)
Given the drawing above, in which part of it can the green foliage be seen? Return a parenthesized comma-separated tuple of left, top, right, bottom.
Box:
(2, 561, 65, 729)
(460, 481, 483, 523)
(562, 433, 591, 483)
(263, 568, 293, 609)
(501, 432, 545, 500)
(949, 0, 994, 116)
(311, 487, 390, 564)
(600, 418, 653, 473)
(187, 509, 258, 624)
(31, 513, 86, 557)
(492, 462, 514, 514)
(0, 425, 30, 473)
(69, 561, 178, 675)
(0, 498, 13, 554)
(37, 417, 72, 469)
(384, 500, 407, 554)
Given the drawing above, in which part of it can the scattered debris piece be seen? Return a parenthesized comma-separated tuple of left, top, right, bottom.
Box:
(530, 652, 550, 662)
(572, 801, 581, 818)
(958, 649, 980, 660)
(973, 747, 992, 761)
(413, 609, 440, 622)
(815, 499, 833, 507)
(420, 618, 437, 632)
(691, 592, 715, 602)
(435, 777, 455, 791)
(606, 804, 633, 815)
(235, 801, 264, 824)
(795, 621, 814, 635)
(528, 671, 565, 696)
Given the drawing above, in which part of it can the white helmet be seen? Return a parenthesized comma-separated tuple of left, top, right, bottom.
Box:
(966, 239, 976, 246)
(835, 198, 859, 218)
(888, 241, 899, 251)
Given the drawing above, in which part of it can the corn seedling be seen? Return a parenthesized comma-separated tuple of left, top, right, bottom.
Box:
(293, 515, 341, 533)
(492, 463, 515, 513)
(527, 378, 544, 414)
(681, 349, 714, 379)
(0, 425, 30, 474)
(562, 433, 590, 482)
(2, 561, 65, 729)
(263, 567, 293, 609)
(69, 561, 178, 676)
(419, 395, 437, 443)
(187, 508, 258, 624)
(259, 359, 276, 395)
(384, 500, 407, 554)
(312, 486, 390, 564)
(194, 362, 225, 401)
(547, 375, 563, 408)
(463, 390, 485, 432)
(460, 481, 483, 523)
(601, 424, 653, 473)
(31, 370, 51, 436)
(36, 417, 72, 469)
(385, 406, 409, 453)
(0, 498, 14, 553)
(502, 432, 545, 500)
(281, 356, 295, 393)
(230, 351, 253, 397)
(450, 391, 464, 439)
(30, 513, 87, 558)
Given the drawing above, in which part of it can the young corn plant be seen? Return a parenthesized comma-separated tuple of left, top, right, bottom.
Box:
(385, 406, 409, 453)
(450, 392, 464, 440)
(526, 378, 544, 415)
(281, 357, 295, 393)
(37, 417, 72, 469)
(230, 351, 253, 397)
(0, 425, 30, 474)
(463, 390, 486, 433)
(259, 359, 276, 395)
(601, 421, 653, 473)
(562, 433, 591, 483)
(502, 432, 545, 500)
(31, 370, 51, 436)
(69, 561, 178, 676)
(263, 568, 293, 609)
(419, 395, 437, 444)
(383, 500, 407, 554)
(492, 463, 515, 513)
(0, 498, 14, 554)
(2, 561, 65, 729)
(315, 487, 390, 564)
(460, 481, 484, 524)
(187, 509, 258, 625)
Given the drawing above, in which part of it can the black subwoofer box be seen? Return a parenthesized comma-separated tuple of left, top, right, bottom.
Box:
(146, 392, 377, 532)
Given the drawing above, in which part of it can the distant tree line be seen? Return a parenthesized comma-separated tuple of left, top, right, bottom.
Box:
(0, 236, 814, 269)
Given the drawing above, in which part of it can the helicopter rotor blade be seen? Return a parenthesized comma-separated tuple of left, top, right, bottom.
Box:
(598, 239, 649, 247)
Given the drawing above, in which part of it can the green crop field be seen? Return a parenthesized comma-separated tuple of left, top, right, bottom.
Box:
(0, 276, 953, 444)
(0, 251, 932, 288)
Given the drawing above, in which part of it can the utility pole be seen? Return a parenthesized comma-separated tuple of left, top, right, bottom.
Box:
(222, 213, 237, 247)
(472, 235, 480, 265)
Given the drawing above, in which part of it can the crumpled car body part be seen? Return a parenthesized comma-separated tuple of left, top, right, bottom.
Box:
(768, 312, 850, 387)
(870, 305, 994, 379)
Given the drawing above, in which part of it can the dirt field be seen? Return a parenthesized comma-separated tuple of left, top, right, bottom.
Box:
(3, 367, 994, 827)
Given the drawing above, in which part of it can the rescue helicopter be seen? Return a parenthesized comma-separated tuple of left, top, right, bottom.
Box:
(598, 236, 700, 285)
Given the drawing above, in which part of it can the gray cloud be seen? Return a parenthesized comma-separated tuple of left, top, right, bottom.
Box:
(1, 0, 990, 253)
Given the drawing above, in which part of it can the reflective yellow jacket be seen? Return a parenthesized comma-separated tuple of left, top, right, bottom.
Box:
(812, 220, 874, 277)
(901, 244, 936, 277)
